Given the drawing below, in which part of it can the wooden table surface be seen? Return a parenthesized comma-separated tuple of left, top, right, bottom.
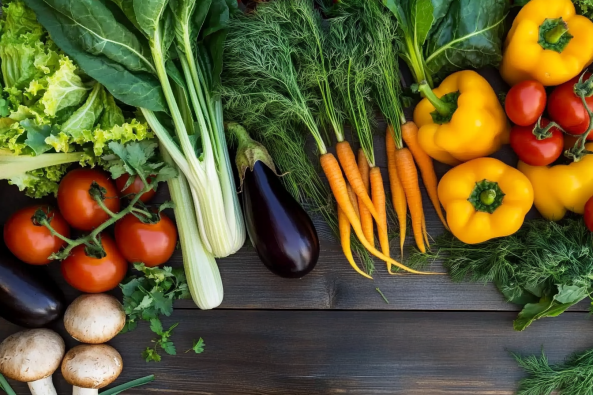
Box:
(1, 66, 589, 394)
(2, 137, 592, 395)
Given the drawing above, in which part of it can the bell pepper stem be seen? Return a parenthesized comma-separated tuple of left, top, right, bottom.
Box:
(545, 19, 569, 44)
(417, 81, 456, 117)
(480, 190, 497, 206)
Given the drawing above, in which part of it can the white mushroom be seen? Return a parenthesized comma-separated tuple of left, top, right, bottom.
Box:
(64, 294, 126, 344)
(0, 329, 65, 395)
(61, 344, 123, 395)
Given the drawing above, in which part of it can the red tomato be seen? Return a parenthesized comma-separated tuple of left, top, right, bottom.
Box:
(115, 174, 156, 203)
(3, 206, 70, 265)
(505, 80, 547, 126)
(114, 212, 178, 267)
(510, 118, 564, 166)
(58, 169, 120, 231)
(61, 234, 127, 293)
(548, 73, 593, 139)
(586, 196, 593, 232)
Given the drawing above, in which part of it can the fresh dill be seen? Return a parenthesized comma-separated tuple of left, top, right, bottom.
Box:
(409, 219, 593, 331)
(513, 347, 593, 395)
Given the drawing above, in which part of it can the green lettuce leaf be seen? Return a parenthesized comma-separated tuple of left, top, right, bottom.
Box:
(61, 83, 105, 136)
(100, 92, 125, 129)
(41, 56, 90, 116)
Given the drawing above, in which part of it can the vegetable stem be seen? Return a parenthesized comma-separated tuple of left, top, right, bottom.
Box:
(0, 373, 16, 395)
(544, 19, 569, 44)
(100, 375, 155, 395)
(417, 81, 455, 117)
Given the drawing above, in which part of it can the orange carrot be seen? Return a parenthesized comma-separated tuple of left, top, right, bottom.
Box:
(335, 141, 381, 224)
(394, 148, 426, 253)
(370, 167, 389, 258)
(320, 153, 440, 274)
(357, 149, 374, 247)
(385, 128, 408, 259)
(401, 121, 448, 230)
(338, 203, 372, 280)
(347, 184, 360, 220)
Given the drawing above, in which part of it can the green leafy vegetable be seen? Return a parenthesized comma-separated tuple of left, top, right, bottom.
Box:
(574, 0, 593, 19)
(187, 338, 205, 354)
(409, 219, 593, 331)
(383, 0, 508, 86)
(120, 263, 189, 361)
(513, 347, 593, 395)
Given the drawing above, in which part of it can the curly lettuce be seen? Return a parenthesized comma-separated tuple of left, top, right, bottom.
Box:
(0, 0, 154, 198)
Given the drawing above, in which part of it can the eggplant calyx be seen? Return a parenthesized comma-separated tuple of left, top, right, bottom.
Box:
(227, 123, 278, 187)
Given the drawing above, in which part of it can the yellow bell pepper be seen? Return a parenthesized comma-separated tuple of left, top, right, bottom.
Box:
(438, 158, 534, 244)
(518, 143, 593, 220)
(500, 0, 593, 87)
(414, 70, 509, 167)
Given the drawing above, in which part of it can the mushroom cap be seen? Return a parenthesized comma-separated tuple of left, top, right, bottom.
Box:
(0, 329, 65, 382)
(64, 294, 126, 344)
(61, 344, 123, 389)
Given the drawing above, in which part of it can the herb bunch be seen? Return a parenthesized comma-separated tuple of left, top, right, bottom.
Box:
(513, 347, 593, 395)
(410, 219, 593, 331)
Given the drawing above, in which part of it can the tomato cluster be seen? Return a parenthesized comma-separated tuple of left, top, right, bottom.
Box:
(506, 77, 593, 166)
(3, 169, 178, 293)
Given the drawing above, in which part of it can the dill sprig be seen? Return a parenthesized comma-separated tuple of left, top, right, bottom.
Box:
(409, 219, 593, 330)
(513, 347, 593, 395)
(221, 0, 376, 273)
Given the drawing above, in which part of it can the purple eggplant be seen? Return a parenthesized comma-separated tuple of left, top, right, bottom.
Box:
(230, 123, 319, 278)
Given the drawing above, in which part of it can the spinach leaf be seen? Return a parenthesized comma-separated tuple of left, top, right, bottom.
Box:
(424, 0, 508, 82)
(24, 0, 167, 111)
(513, 284, 589, 331)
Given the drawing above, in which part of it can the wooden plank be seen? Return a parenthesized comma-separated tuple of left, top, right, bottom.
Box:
(1, 175, 584, 312)
(1, 310, 591, 394)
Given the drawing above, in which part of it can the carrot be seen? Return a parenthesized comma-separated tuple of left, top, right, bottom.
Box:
(357, 149, 374, 247)
(335, 141, 381, 224)
(385, 128, 408, 259)
(401, 121, 448, 230)
(338, 203, 372, 280)
(320, 153, 440, 275)
(394, 147, 426, 254)
(370, 167, 389, 259)
(347, 184, 360, 220)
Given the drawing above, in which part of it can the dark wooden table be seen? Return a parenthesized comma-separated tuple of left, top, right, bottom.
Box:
(1, 134, 591, 394)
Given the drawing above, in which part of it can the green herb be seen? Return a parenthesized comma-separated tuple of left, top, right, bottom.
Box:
(0, 373, 16, 395)
(383, 0, 508, 86)
(142, 322, 179, 363)
(574, 0, 593, 19)
(409, 219, 593, 331)
(100, 375, 156, 395)
(376, 288, 390, 304)
(513, 347, 593, 395)
(186, 338, 205, 354)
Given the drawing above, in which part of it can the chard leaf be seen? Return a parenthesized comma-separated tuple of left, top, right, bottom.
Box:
(133, 0, 169, 39)
(424, 0, 508, 82)
(110, 0, 143, 33)
(62, 83, 105, 135)
(40, 0, 155, 74)
(413, 0, 434, 48)
(24, 0, 167, 112)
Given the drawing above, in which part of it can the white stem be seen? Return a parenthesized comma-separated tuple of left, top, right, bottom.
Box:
(73, 387, 98, 395)
(28, 377, 57, 395)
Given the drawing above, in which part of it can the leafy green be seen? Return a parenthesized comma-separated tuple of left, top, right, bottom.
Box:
(187, 338, 205, 354)
(513, 347, 593, 395)
(574, 0, 593, 19)
(41, 56, 89, 117)
(409, 219, 593, 331)
(382, 0, 508, 86)
(120, 263, 190, 361)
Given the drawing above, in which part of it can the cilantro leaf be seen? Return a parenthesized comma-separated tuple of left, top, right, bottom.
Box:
(149, 318, 163, 335)
(142, 348, 161, 363)
(187, 338, 205, 354)
(161, 341, 176, 356)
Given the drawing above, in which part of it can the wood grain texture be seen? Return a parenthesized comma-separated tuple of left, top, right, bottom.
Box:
(1, 310, 592, 394)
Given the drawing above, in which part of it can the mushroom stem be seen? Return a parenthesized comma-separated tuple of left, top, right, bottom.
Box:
(72, 387, 98, 395)
(28, 377, 57, 395)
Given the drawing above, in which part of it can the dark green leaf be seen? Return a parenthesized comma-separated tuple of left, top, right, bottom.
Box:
(133, 0, 169, 38)
(120, 278, 142, 297)
(424, 0, 508, 82)
(161, 341, 176, 355)
(413, 0, 435, 47)
(149, 318, 163, 335)
(151, 290, 174, 316)
(24, 0, 167, 112)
